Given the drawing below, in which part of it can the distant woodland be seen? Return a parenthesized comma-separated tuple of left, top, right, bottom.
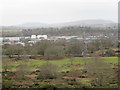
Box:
(2, 26, 118, 37)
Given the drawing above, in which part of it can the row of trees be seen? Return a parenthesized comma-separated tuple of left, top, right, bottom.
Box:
(2, 38, 117, 58)
(22, 26, 117, 37)
(2, 26, 117, 37)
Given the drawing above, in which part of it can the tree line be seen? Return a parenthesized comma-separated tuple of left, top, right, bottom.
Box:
(22, 26, 117, 36)
(2, 38, 118, 58)
(2, 26, 118, 37)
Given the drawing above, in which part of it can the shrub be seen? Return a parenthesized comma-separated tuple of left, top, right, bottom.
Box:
(15, 61, 31, 80)
(2, 80, 14, 88)
(105, 49, 115, 56)
(38, 62, 60, 79)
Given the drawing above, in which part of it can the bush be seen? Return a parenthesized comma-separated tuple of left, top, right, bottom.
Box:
(2, 80, 14, 88)
(38, 62, 60, 79)
(105, 49, 115, 56)
(15, 62, 31, 80)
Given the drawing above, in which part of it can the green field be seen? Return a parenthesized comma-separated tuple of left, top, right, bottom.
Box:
(2, 57, 118, 88)
(3, 57, 118, 72)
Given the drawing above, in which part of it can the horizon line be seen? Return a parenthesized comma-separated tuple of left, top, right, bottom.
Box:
(1, 19, 117, 27)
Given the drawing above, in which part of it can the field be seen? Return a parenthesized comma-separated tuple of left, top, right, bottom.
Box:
(2, 56, 118, 88)
(3, 57, 118, 72)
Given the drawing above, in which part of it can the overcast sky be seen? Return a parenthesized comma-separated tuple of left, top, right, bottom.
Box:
(0, 0, 119, 26)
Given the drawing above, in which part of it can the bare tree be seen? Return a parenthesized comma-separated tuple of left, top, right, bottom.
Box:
(85, 57, 117, 87)
(33, 40, 52, 56)
(38, 61, 60, 79)
(69, 57, 74, 65)
(2, 57, 10, 72)
(16, 61, 30, 80)
(44, 46, 65, 57)
(66, 40, 83, 56)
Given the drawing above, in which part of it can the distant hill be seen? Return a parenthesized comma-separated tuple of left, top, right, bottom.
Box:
(52, 19, 116, 27)
(17, 22, 49, 28)
(1, 19, 117, 30)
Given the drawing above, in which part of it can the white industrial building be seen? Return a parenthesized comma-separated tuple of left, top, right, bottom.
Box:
(31, 35, 47, 39)
(31, 35, 37, 39)
(37, 35, 47, 39)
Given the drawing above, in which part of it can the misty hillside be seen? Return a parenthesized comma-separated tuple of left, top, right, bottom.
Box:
(55, 19, 114, 26)
(1, 19, 117, 30)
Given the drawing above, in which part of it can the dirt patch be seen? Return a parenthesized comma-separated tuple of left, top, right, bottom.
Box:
(24, 75, 38, 78)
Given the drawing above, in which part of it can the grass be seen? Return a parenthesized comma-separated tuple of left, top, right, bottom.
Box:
(2, 57, 118, 88)
(3, 57, 118, 72)
(102, 57, 118, 64)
